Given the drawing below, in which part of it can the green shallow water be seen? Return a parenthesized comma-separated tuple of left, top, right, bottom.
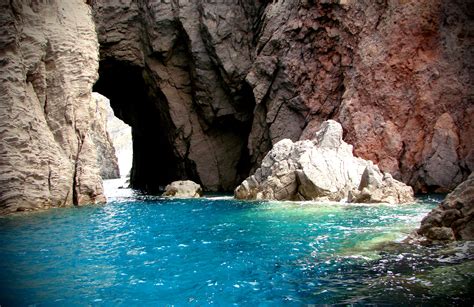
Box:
(0, 191, 473, 305)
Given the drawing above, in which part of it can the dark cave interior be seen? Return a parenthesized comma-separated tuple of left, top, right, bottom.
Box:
(93, 52, 257, 194)
(93, 59, 186, 193)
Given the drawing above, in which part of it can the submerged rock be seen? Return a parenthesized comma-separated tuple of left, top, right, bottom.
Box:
(417, 173, 474, 241)
(163, 181, 203, 198)
(235, 120, 414, 204)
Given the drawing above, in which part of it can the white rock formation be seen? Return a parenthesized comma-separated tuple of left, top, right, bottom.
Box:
(0, 1, 105, 214)
(162, 180, 203, 198)
(235, 120, 414, 204)
(348, 164, 415, 204)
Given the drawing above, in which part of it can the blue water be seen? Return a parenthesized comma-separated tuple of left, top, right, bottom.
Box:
(0, 192, 473, 305)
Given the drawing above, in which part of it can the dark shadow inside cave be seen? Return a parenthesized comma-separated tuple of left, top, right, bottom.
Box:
(93, 59, 185, 193)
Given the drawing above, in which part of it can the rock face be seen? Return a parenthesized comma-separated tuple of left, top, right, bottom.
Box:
(91, 0, 473, 193)
(0, 1, 105, 214)
(92, 0, 257, 192)
(91, 93, 120, 179)
(235, 120, 414, 203)
(348, 165, 415, 204)
(417, 173, 474, 241)
(163, 180, 203, 198)
(333, 1, 473, 193)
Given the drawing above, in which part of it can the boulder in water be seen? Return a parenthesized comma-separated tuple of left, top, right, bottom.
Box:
(235, 120, 414, 204)
(163, 181, 203, 198)
(417, 173, 474, 241)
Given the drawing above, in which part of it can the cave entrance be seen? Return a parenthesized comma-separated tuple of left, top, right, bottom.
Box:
(93, 59, 182, 193)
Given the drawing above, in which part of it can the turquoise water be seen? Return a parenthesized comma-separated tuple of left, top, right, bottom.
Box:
(0, 193, 473, 305)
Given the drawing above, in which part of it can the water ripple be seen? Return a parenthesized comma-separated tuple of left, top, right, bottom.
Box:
(0, 197, 472, 305)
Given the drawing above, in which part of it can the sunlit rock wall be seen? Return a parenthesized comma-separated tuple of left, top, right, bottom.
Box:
(0, 0, 105, 213)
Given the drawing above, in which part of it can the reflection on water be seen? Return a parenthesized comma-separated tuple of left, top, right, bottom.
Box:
(0, 188, 472, 305)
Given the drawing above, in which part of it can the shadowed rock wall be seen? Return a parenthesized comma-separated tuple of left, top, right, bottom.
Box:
(0, 0, 106, 213)
(93, 0, 257, 192)
(92, 0, 473, 193)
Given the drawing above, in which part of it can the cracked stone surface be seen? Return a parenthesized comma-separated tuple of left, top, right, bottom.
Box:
(2, 0, 471, 214)
(162, 180, 203, 198)
(0, 0, 106, 214)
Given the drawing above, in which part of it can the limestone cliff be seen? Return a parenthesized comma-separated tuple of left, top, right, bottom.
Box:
(0, 0, 105, 213)
(92, 0, 473, 193)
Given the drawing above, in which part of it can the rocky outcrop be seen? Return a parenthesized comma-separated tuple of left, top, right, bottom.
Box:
(348, 165, 415, 204)
(163, 180, 203, 198)
(0, 0, 105, 214)
(234, 120, 414, 203)
(91, 0, 472, 193)
(417, 173, 474, 241)
(91, 93, 120, 179)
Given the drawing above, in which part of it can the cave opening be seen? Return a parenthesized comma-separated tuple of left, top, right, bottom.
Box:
(93, 51, 257, 194)
(93, 59, 184, 194)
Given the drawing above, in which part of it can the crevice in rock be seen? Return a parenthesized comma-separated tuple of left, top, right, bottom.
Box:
(47, 165, 52, 193)
(72, 134, 84, 206)
(250, 1, 270, 48)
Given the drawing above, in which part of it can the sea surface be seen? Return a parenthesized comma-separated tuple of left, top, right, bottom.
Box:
(0, 180, 473, 305)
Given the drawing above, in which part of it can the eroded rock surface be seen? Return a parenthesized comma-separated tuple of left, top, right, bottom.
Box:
(0, 0, 105, 213)
(348, 165, 415, 204)
(92, 0, 473, 193)
(417, 173, 474, 241)
(234, 120, 414, 203)
(163, 180, 203, 198)
(92, 0, 257, 192)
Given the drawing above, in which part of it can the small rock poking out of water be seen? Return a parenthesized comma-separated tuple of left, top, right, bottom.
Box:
(417, 173, 474, 241)
(162, 180, 203, 198)
(235, 120, 414, 204)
